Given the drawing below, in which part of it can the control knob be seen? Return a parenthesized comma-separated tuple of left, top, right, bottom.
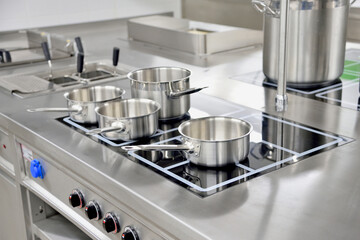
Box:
(102, 212, 121, 234)
(68, 189, 85, 208)
(30, 159, 45, 179)
(122, 226, 140, 240)
(85, 200, 102, 220)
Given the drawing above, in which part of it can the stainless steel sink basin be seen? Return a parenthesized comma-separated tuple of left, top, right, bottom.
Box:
(48, 76, 77, 86)
(0, 62, 129, 98)
(80, 70, 112, 81)
(37, 62, 124, 82)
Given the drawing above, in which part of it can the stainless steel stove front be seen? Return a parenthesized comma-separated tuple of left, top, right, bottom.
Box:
(19, 140, 170, 240)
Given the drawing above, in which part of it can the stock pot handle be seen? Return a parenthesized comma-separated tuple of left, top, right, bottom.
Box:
(27, 107, 81, 113)
(251, 0, 279, 17)
(86, 122, 126, 135)
(252, 0, 356, 16)
(122, 144, 193, 152)
(168, 86, 208, 98)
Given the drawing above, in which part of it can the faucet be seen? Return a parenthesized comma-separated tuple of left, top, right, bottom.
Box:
(275, 0, 290, 112)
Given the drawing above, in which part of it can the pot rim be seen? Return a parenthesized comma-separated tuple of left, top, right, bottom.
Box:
(127, 66, 191, 84)
(178, 116, 253, 143)
(95, 98, 161, 120)
(64, 86, 125, 104)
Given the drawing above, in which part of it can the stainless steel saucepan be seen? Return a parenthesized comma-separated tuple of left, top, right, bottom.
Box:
(86, 98, 161, 141)
(27, 86, 125, 124)
(127, 66, 207, 120)
(122, 116, 253, 167)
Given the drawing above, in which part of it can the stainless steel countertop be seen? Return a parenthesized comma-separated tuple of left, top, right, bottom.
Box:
(1, 18, 360, 240)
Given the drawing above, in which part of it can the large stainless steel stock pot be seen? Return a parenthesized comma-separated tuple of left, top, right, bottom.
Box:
(252, 0, 356, 88)
(86, 98, 161, 141)
(122, 116, 253, 167)
(127, 67, 206, 120)
(27, 86, 125, 124)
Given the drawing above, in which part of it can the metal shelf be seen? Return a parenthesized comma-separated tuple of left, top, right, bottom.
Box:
(33, 214, 91, 240)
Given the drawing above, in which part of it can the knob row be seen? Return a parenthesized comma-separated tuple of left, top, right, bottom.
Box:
(68, 189, 139, 239)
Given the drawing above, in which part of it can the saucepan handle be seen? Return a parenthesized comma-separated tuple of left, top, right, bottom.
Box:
(168, 87, 208, 98)
(122, 144, 192, 151)
(79, 79, 90, 85)
(86, 122, 126, 135)
(27, 107, 81, 113)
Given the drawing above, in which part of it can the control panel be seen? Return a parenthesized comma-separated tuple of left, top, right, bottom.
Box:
(66, 189, 142, 238)
(20, 142, 166, 240)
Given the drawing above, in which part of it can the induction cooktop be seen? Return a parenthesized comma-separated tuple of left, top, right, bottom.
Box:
(59, 92, 353, 197)
(230, 49, 360, 111)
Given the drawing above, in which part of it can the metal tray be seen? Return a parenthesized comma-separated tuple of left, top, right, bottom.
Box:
(0, 30, 74, 68)
(128, 15, 263, 55)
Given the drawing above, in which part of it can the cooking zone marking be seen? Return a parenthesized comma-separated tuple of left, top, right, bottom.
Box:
(63, 117, 177, 147)
(62, 111, 347, 195)
(315, 81, 360, 109)
(128, 113, 346, 193)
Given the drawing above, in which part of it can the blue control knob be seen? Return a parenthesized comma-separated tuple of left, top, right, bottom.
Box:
(30, 159, 44, 179)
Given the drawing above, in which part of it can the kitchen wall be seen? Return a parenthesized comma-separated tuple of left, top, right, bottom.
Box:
(0, 0, 181, 32)
(348, 7, 360, 41)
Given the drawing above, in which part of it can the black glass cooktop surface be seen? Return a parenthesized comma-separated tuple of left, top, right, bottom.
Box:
(230, 49, 360, 111)
(60, 93, 352, 197)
